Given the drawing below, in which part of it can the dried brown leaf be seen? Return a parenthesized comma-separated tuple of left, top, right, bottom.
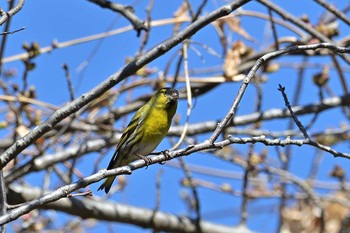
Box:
(223, 40, 247, 81)
(173, 1, 189, 33)
(224, 17, 254, 41)
(281, 192, 350, 233)
(313, 67, 329, 87)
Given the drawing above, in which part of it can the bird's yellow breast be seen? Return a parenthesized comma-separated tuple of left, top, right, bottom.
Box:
(143, 108, 170, 140)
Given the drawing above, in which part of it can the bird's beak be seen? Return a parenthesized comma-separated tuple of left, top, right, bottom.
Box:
(171, 91, 179, 100)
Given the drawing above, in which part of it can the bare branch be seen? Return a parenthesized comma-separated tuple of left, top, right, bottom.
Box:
(257, 0, 350, 64)
(208, 43, 350, 144)
(0, 0, 252, 169)
(7, 185, 255, 233)
(0, 0, 25, 26)
(88, 0, 147, 36)
(314, 0, 350, 26)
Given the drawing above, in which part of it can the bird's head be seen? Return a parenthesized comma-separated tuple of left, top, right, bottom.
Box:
(153, 88, 179, 108)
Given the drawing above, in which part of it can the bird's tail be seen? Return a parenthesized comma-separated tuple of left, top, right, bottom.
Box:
(98, 149, 121, 194)
(97, 175, 116, 194)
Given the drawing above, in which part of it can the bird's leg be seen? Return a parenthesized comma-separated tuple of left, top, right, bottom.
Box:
(136, 154, 151, 169)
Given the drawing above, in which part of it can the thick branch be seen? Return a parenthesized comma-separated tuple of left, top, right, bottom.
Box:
(7, 185, 255, 233)
(0, 0, 252, 169)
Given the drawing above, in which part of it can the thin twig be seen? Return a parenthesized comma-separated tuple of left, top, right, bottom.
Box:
(240, 78, 263, 225)
(277, 55, 306, 231)
(267, 8, 279, 50)
(138, 0, 154, 55)
(314, 0, 350, 26)
(0, 26, 25, 36)
(151, 169, 163, 233)
(88, 0, 147, 36)
(192, 0, 208, 22)
(178, 157, 202, 232)
(257, 0, 350, 65)
(236, 10, 306, 37)
(331, 54, 349, 95)
(304, 86, 323, 130)
(62, 64, 76, 101)
(278, 84, 310, 140)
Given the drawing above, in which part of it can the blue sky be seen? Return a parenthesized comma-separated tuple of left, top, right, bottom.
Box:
(2, 0, 350, 232)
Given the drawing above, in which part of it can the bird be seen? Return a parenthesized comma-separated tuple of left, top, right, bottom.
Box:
(98, 87, 179, 193)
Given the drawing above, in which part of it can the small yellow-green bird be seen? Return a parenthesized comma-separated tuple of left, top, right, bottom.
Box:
(98, 87, 179, 193)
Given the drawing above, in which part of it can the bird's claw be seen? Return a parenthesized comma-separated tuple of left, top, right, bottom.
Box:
(137, 154, 151, 169)
(159, 150, 172, 165)
(143, 157, 151, 169)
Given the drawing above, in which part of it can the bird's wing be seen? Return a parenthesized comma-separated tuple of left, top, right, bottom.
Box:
(106, 104, 149, 169)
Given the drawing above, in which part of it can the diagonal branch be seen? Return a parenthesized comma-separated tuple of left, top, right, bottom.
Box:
(2, 131, 350, 226)
(0, 0, 252, 169)
(207, 43, 350, 144)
